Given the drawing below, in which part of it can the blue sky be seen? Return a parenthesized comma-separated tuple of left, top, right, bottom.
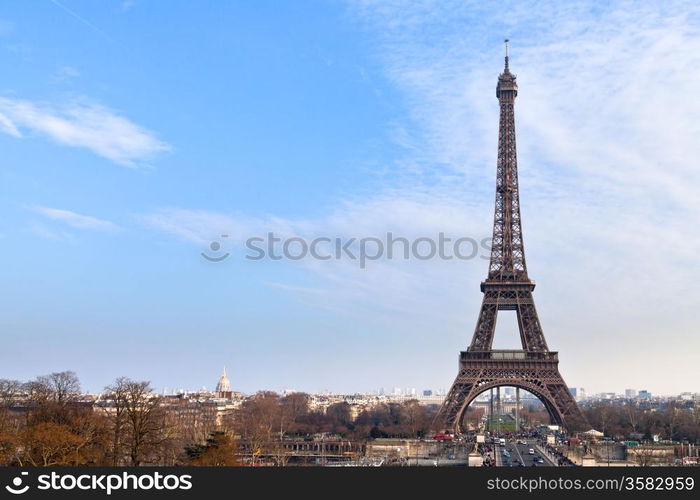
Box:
(0, 1, 698, 396)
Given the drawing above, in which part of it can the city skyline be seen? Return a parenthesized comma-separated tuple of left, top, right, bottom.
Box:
(1, 1, 699, 397)
(9, 364, 697, 401)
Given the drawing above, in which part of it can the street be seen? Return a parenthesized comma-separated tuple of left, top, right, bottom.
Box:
(494, 439, 556, 467)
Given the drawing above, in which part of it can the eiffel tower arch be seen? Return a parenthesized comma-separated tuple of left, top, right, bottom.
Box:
(435, 41, 588, 434)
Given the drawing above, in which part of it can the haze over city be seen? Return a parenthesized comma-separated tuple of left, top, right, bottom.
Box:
(0, 0, 698, 398)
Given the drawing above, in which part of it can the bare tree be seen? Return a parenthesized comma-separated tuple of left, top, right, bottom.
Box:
(188, 431, 241, 466)
(103, 378, 164, 466)
(0, 379, 22, 425)
(26, 371, 81, 406)
(21, 422, 82, 466)
(0, 379, 23, 465)
(464, 407, 485, 431)
(235, 392, 281, 463)
(44, 371, 81, 405)
(24, 371, 82, 426)
(0, 379, 23, 406)
(630, 446, 656, 466)
(665, 403, 680, 441)
(123, 380, 164, 466)
(625, 404, 641, 434)
(400, 400, 429, 436)
(281, 392, 310, 434)
(102, 377, 131, 465)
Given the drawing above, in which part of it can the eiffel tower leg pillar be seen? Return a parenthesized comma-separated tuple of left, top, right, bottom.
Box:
(515, 387, 520, 432)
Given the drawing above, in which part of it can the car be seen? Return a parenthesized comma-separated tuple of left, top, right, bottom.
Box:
(433, 433, 454, 442)
(536, 458, 544, 464)
(528, 448, 535, 455)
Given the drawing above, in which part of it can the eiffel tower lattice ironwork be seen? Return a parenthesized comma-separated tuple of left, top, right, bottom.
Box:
(435, 41, 587, 433)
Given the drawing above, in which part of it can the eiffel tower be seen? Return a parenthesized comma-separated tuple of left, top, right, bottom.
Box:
(435, 41, 587, 433)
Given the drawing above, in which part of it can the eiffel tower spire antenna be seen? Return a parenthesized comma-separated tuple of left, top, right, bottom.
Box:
(434, 43, 588, 434)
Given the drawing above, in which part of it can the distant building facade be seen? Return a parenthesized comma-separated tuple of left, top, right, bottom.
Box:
(569, 387, 586, 401)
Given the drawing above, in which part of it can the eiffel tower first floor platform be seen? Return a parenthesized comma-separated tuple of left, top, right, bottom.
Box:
(435, 350, 588, 434)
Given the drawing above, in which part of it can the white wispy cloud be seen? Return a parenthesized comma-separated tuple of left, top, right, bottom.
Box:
(141, 192, 492, 325)
(49, 0, 112, 41)
(52, 66, 80, 83)
(0, 98, 170, 167)
(30, 206, 119, 232)
(28, 221, 76, 243)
